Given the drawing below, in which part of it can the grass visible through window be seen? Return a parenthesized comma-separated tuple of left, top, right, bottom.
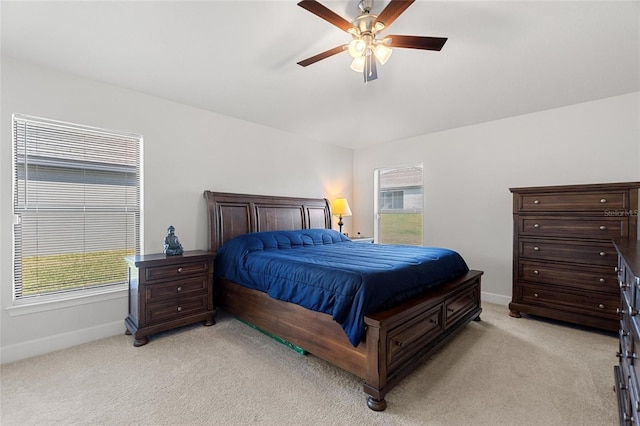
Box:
(21, 249, 134, 296)
(379, 213, 423, 245)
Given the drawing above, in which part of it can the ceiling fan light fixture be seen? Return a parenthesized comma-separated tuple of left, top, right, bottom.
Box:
(374, 43, 392, 65)
(348, 39, 367, 58)
(350, 56, 365, 72)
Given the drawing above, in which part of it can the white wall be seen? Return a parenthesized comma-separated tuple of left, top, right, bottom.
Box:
(0, 57, 353, 362)
(353, 92, 640, 305)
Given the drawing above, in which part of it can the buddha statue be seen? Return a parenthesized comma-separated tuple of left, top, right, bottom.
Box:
(163, 225, 184, 256)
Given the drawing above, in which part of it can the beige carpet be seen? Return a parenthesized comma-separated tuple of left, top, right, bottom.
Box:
(1, 303, 618, 425)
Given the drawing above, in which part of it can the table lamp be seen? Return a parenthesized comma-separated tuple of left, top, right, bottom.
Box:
(331, 198, 352, 234)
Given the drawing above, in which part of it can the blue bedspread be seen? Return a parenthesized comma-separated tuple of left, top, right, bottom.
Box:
(214, 229, 469, 347)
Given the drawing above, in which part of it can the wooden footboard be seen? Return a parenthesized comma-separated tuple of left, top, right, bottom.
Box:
(216, 270, 483, 410)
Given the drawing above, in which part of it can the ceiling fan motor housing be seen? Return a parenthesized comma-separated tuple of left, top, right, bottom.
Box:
(359, 0, 374, 14)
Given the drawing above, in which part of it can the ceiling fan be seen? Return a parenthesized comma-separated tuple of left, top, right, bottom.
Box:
(297, 0, 447, 83)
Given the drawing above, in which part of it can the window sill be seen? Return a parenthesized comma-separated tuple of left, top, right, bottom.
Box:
(6, 284, 128, 317)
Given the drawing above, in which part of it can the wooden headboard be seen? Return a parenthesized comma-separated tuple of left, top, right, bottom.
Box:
(203, 191, 332, 254)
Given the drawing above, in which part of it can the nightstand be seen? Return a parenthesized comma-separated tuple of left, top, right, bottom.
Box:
(351, 237, 374, 243)
(124, 250, 215, 346)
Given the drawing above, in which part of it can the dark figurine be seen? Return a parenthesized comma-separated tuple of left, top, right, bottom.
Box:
(163, 225, 184, 256)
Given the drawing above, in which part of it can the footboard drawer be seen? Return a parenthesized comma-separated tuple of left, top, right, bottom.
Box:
(444, 285, 480, 328)
(387, 304, 444, 373)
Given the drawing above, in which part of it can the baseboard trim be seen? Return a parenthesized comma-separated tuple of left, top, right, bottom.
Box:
(1, 320, 124, 364)
(481, 291, 510, 306)
(1, 292, 512, 363)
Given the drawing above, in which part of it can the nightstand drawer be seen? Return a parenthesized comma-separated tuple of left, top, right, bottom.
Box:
(146, 295, 209, 324)
(145, 276, 208, 302)
(145, 260, 211, 282)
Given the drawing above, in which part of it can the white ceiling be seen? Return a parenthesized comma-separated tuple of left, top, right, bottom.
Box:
(1, 1, 639, 149)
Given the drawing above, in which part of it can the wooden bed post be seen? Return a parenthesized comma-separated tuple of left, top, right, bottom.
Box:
(364, 324, 388, 411)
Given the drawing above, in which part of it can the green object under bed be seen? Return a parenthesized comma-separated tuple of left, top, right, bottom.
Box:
(236, 318, 308, 355)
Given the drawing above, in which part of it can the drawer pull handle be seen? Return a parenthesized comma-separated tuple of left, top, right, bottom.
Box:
(533, 293, 539, 298)
(533, 200, 540, 204)
(620, 280, 629, 289)
(177, 267, 183, 273)
(533, 223, 539, 228)
(447, 307, 455, 313)
(598, 304, 605, 309)
(429, 319, 438, 325)
(533, 270, 539, 275)
(177, 306, 182, 312)
(618, 307, 625, 315)
(599, 225, 607, 230)
(599, 252, 606, 256)
(599, 278, 605, 283)
(394, 340, 404, 348)
(533, 246, 540, 251)
(630, 306, 638, 316)
(600, 198, 607, 203)
(177, 286, 182, 292)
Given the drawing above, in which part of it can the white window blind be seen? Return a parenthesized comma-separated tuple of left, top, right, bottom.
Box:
(13, 114, 142, 300)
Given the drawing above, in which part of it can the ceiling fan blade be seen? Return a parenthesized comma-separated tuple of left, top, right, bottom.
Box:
(374, 0, 415, 29)
(297, 45, 347, 67)
(297, 0, 355, 32)
(364, 54, 377, 83)
(387, 35, 447, 51)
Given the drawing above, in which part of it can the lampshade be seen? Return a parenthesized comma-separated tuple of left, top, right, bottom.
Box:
(331, 198, 352, 217)
(348, 39, 366, 58)
(374, 44, 392, 65)
(350, 56, 365, 73)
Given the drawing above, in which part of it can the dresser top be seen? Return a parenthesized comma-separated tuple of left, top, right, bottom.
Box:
(510, 182, 640, 194)
(126, 250, 213, 267)
(613, 239, 640, 277)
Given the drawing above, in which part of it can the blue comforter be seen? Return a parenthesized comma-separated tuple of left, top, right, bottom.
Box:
(214, 229, 469, 347)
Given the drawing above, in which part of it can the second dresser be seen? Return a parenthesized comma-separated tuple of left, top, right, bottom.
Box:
(509, 182, 639, 331)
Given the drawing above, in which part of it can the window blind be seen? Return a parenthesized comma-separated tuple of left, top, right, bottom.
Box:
(13, 114, 142, 299)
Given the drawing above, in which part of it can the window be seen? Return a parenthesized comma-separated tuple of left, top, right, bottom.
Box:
(380, 190, 404, 210)
(13, 114, 142, 301)
(375, 164, 423, 245)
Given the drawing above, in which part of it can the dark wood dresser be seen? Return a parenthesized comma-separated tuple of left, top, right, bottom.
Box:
(509, 182, 639, 331)
(614, 239, 640, 425)
(124, 250, 215, 346)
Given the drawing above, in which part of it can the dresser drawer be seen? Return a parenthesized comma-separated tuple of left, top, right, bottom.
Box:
(145, 276, 208, 302)
(520, 284, 619, 319)
(518, 217, 628, 239)
(387, 304, 443, 374)
(628, 370, 640, 424)
(518, 191, 627, 212)
(519, 238, 617, 266)
(519, 261, 617, 294)
(144, 260, 211, 282)
(146, 295, 209, 324)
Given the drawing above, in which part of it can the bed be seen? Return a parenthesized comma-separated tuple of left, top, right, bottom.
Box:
(204, 191, 483, 411)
